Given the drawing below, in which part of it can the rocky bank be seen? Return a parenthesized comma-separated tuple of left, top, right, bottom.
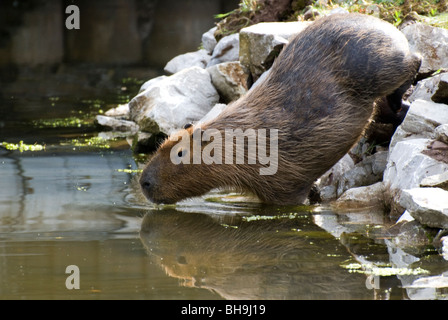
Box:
(96, 9, 448, 271)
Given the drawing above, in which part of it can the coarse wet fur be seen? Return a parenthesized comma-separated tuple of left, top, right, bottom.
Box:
(140, 13, 421, 205)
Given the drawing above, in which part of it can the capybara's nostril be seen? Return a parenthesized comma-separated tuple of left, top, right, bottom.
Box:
(140, 175, 154, 195)
(142, 181, 151, 190)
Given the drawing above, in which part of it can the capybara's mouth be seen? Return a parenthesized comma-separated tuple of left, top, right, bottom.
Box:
(150, 197, 176, 205)
(141, 189, 176, 205)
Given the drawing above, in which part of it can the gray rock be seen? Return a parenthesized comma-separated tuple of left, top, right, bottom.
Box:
(207, 61, 248, 102)
(384, 138, 448, 191)
(129, 66, 219, 134)
(239, 21, 311, 80)
(198, 103, 227, 125)
(406, 273, 448, 289)
(249, 69, 271, 90)
(202, 27, 217, 54)
(401, 23, 448, 75)
(399, 188, 448, 229)
(408, 72, 448, 104)
(318, 153, 355, 187)
(336, 151, 388, 197)
(434, 124, 448, 144)
(95, 115, 139, 133)
(316, 153, 354, 201)
(139, 75, 167, 93)
(442, 236, 448, 261)
(104, 103, 130, 119)
(207, 33, 240, 67)
(164, 49, 211, 74)
(389, 99, 448, 148)
(319, 185, 338, 202)
(333, 182, 385, 210)
(420, 171, 448, 190)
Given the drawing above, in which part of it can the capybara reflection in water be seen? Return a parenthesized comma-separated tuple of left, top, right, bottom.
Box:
(139, 13, 421, 205)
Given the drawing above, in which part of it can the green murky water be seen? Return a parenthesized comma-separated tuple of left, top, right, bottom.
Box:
(1, 91, 448, 300)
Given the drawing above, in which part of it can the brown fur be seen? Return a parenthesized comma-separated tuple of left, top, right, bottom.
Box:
(140, 13, 421, 205)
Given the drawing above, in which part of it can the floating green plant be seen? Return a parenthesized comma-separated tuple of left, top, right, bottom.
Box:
(116, 168, 143, 174)
(66, 136, 112, 149)
(31, 117, 92, 128)
(1, 141, 45, 152)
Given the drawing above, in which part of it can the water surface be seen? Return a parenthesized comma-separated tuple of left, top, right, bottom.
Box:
(1, 93, 447, 300)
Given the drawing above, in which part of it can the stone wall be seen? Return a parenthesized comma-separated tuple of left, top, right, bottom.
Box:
(0, 0, 239, 68)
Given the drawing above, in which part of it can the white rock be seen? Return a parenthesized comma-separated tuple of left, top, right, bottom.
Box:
(337, 151, 388, 197)
(408, 72, 448, 103)
(129, 66, 219, 135)
(399, 188, 448, 228)
(164, 49, 211, 74)
(315, 153, 353, 200)
(396, 210, 415, 223)
(207, 33, 239, 67)
(239, 21, 311, 79)
(434, 124, 448, 144)
(316, 153, 354, 201)
(104, 104, 130, 118)
(319, 185, 338, 202)
(201, 27, 217, 54)
(389, 99, 448, 148)
(198, 103, 227, 125)
(333, 182, 385, 209)
(420, 171, 448, 190)
(406, 273, 448, 289)
(207, 61, 248, 102)
(95, 115, 139, 133)
(401, 23, 448, 75)
(139, 75, 167, 93)
(383, 138, 448, 191)
(318, 153, 355, 187)
(442, 236, 448, 261)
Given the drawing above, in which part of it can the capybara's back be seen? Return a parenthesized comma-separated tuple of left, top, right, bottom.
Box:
(140, 13, 421, 205)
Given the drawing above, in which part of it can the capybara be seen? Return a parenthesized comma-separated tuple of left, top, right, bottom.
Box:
(139, 13, 421, 205)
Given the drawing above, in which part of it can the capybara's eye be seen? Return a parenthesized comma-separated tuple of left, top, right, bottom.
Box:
(183, 123, 193, 130)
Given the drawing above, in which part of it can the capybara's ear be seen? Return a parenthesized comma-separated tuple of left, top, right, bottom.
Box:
(183, 123, 193, 130)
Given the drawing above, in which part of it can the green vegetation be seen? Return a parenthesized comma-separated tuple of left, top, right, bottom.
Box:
(1, 140, 45, 152)
(31, 116, 92, 129)
(316, 0, 447, 27)
(214, 0, 448, 38)
(64, 136, 113, 149)
(116, 168, 143, 174)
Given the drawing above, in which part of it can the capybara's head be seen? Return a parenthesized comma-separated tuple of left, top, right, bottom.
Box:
(139, 124, 223, 204)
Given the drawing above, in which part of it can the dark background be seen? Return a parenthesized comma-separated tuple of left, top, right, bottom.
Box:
(0, 0, 239, 67)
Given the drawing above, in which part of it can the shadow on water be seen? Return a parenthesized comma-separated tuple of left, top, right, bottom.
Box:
(139, 207, 375, 300)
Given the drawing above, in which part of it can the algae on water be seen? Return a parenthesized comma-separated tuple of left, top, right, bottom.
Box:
(1, 141, 45, 152)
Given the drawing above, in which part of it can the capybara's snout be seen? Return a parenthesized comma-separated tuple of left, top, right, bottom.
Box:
(139, 171, 156, 201)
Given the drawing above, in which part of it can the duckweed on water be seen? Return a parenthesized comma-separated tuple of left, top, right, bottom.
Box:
(31, 117, 92, 128)
(65, 137, 112, 149)
(116, 168, 143, 174)
(1, 141, 45, 152)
